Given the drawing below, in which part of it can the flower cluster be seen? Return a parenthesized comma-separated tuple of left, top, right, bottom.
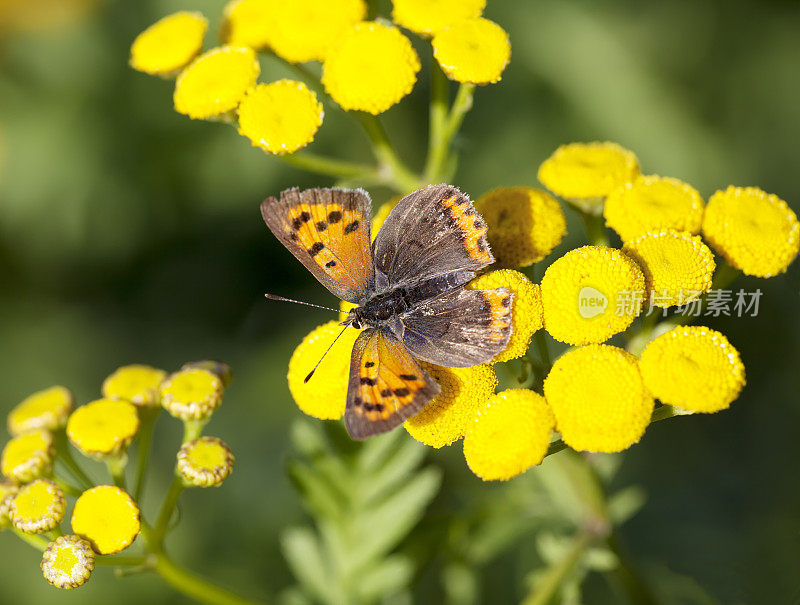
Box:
(1, 361, 235, 589)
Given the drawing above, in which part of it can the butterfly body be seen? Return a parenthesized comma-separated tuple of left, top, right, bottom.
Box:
(262, 184, 513, 439)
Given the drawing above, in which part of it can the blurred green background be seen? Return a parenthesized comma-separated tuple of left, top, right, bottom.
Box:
(1, 0, 798, 603)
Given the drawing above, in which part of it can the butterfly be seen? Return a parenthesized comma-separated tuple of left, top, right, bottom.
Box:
(261, 184, 513, 439)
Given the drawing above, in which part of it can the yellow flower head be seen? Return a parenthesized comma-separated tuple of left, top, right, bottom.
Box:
(544, 345, 654, 453)
(160, 368, 224, 422)
(322, 22, 420, 115)
(238, 80, 324, 154)
(0, 479, 19, 530)
(71, 486, 140, 554)
(466, 270, 543, 362)
(66, 399, 139, 459)
(702, 186, 800, 277)
(41, 535, 95, 590)
(623, 230, 715, 307)
(372, 196, 401, 236)
(7, 385, 73, 436)
(268, 0, 366, 63)
(404, 363, 497, 448)
(603, 175, 705, 242)
(102, 365, 166, 408)
(181, 360, 233, 387)
(639, 326, 745, 413)
(541, 246, 645, 345)
(288, 322, 362, 420)
(476, 186, 566, 267)
(463, 389, 554, 481)
(174, 46, 260, 120)
(177, 436, 235, 487)
(220, 0, 278, 50)
(1, 429, 54, 483)
(538, 142, 640, 209)
(392, 0, 485, 35)
(433, 18, 510, 85)
(129, 11, 208, 77)
(9, 479, 65, 534)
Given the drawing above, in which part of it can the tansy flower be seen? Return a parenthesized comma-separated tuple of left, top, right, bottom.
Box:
(544, 345, 654, 453)
(160, 368, 224, 422)
(322, 22, 420, 115)
(604, 175, 705, 242)
(639, 326, 745, 413)
(174, 46, 260, 120)
(182, 360, 233, 387)
(220, 0, 278, 50)
(177, 437, 235, 487)
(102, 365, 166, 408)
(463, 389, 554, 481)
(475, 186, 566, 267)
(129, 11, 208, 77)
(66, 399, 139, 459)
(7, 385, 73, 436)
(372, 196, 401, 237)
(41, 535, 95, 590)
(238, 80, 324, 154)
(9, 479, 65, 534)
(1, 429, 54, 483)
(392, 0, 485, 35)
(623, 230, 715, 307)
(466, 270, 543, 362)
(268, 0, 366, 63)
(432, 18, 510, 85)
(538, 142, 640, 211)
(71, 486, 140, 554)
(288, 322, 362, 419)
(0, 480, 19, 530)
(702, 186, 800, 277)
(404, 363, 497, 448)
(541, 246, 645, 345)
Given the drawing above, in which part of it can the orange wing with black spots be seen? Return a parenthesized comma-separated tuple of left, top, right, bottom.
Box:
(345, 329, 440, 440)
(372, 184, 494, 288)
(261, 187, 374, 303)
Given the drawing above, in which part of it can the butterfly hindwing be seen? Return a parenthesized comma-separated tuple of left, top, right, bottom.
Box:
(345, 329, 440, 440)
(261, 187, 374, 303)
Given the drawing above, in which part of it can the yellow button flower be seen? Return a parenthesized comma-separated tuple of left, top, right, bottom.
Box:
(1, 429, 54, 483)
(9, 479, 65, 534)
(129, 11, 208, 77)
(541, 246, 645, 345)
(238, 80, 324, 154)
(66, 399, 139, 459)
(544, 345, 654, 453)
(181, 360, 233, 387)
(405, 363, 497, 448)
(102, 364, 166, 408)
(268, 0, 366, 63)
(160, 368, 224, 422)
(7, 385, 73, 436)
(702, 186, 800, 277)
(639, 326, 745, 413)
(288, 322, 362, 420)
(372, 196, 401, 237)
(339, 300, 357, 323)
(174, 46, 260, 120)
(392, 0, 485, 35)
(71, 486, 140, 554)
(322, 22, 420, 115)
(466, 270, 543, 362)
(177, 437, 235, 487)
(220, 0, 279, 50)
(41, 535, 95, 590)
(604, 175, 705, 242)
(623, 230, 715, 307)
(476, 186, 567, 267)
(0, 479, 19, 530)
(463, 389, 555, 481)
(433, 18, 510, 84)
(538, 142, 640, 210)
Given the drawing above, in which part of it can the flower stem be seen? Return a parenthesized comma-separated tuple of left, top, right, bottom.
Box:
(96, 555, 151, 567)
(606, 529, 658, 605)
(276, 152, 378, 180)
(54, 431, 93, 490)
(521, 530, 595, 605)
(53, 476, 82, 497)
(12, 527, 49, 551)
(106, 455, 128, 490)
(134, 408, 160, 503)
(150, 475, 185, 547)
(424, 82, 475, 183)
(579, 209, 609, 246)
(356, 112, 421, 193)
(423, 58, 451, 181)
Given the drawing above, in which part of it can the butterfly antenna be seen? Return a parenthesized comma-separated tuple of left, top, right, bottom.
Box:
(304, 323, 351, 384)
(264, 293, 340, 313)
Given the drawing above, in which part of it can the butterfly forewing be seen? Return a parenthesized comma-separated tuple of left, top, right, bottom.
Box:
(345, 329, 440, 440)
(261, 187, 374, 303)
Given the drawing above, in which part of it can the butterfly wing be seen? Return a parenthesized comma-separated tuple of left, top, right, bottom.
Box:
(261, 187, 374, 303)
(372, 184, 494, 289)
(345, 328, 440, 440)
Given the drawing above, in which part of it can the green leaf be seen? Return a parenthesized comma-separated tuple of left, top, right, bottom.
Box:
(607, 486, 647, 525)
(442, 562, 479, 605)
(584, 546, 619, 572)
(356, 429, 405, 474)
(359, 436, 427, 506)
(281, 527, 332, 604)
(286, 460, 348, 521)
(354, 554, 414, 604)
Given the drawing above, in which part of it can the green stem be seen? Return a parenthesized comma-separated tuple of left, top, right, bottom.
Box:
(154, 552, 264, 605)
(53, 476, 82, 497)
(651, 404, 677, 422)
(534, 331, 552, 374)
(356, 112, 421, 193)
(423, 58, 451, 181)
(150, 475, 185, 547)
(544, 439, 568, 458)
(522, 531, 594, 605)
(424, 83, 475, 183)
(54, 432, 93, 490)
(277, 152, 378, 180)
(606, 530, 658, 605)
(106, 455, 128, 490)
(134, 408, 160, 503)
(96, 555, 151, 567)
(579, 210, 609, 246)
(12, 528, 49, 551)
